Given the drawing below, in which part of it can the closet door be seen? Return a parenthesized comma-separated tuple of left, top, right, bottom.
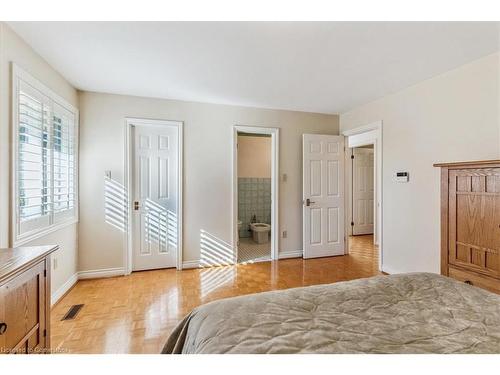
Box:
(448, 168, 500, 277)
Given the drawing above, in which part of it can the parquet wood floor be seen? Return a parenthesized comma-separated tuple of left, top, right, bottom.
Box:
(51, 235, 379, 354)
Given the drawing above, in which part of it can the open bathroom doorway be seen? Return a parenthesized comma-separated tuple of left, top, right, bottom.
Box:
(232, 126, 279, 264)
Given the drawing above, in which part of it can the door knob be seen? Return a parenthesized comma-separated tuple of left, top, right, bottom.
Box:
(305, 198, 315, 207)
(0, 322, 7, 335)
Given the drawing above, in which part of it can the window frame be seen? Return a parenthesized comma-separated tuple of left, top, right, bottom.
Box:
(11, 64, 79, 247)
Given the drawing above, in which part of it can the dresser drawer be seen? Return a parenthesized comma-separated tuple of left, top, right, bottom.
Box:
(449, 266, 500, 294)
(0, 260, 48, 354)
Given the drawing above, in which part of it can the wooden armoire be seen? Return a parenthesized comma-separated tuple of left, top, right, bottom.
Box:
(0, 245, 57, 354)
(435, 160, 500, 294)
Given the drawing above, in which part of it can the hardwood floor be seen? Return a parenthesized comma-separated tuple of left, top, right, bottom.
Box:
(51, 235, 379, 354)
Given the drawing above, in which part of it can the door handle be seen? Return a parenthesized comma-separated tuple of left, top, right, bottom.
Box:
(304, 198, 315, 207)
(134, 201, 140, 211)
(0, 322, 7, 335)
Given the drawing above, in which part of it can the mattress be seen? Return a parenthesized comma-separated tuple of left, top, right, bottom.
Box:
(162, 273, 500, 354)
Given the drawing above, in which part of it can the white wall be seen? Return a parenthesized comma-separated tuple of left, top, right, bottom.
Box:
(340, 52, 500, 274)
(78, 91, 339, 270)
(237, 135, 271, 178)
(0, 22, 79, 295)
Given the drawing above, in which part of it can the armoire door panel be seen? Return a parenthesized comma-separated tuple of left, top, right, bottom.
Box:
(448, 168, 500, 277)
(0, 260, 45, 353)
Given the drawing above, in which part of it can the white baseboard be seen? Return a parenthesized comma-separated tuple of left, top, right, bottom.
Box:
(278, 250, 303, 259)
(51, 272, 78, 306)
(182, 260, 201, 269)
(78, 267, 125, 280)
(381, 266, 404, 275)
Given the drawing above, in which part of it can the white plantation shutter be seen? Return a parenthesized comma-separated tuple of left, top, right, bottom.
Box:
(13, 65, 78, 244)
(17, 82, 52, 235)
(52, 103, 76, 223)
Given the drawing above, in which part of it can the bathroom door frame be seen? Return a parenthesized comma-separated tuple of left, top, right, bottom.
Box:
(232, 125, 279, 263)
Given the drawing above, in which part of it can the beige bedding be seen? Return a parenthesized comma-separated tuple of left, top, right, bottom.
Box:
(162, 273, 500, 354)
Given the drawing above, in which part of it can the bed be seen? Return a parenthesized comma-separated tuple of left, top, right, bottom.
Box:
(162, 273, 500, 354)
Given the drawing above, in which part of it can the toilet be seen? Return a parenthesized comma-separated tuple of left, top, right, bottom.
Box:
(250, 223, 271, 244)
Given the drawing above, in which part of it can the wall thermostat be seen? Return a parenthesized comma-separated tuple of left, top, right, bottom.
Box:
(395, 172, 409, 183)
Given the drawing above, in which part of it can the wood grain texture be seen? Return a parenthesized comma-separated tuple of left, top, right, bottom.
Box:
(50, 235, 379, 354)
(436, 160, 500, 294)
(449, 266, 500, 294)
(433, 160, 500, 168)
(0, 245, 56, 354)
(440, 167, 449, 276)
(0, 246, 58, 281)
(448, 168, 500, 277)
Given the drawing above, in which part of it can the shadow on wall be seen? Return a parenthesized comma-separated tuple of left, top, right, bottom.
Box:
(104, 177, 128, 232)
(200, 230, 234, 267)
(104, 177, 178, 253)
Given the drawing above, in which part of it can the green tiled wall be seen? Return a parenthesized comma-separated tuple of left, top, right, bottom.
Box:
(238, 178, 271, 238)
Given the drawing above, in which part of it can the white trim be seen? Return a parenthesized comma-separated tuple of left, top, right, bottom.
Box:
(77, 267, 125, 280)
(13, 218, 78, 247)
(381, 266, 404, 275)
(52, 267, 127, 305)
(11, 64, 78, 113)
(11, 63, 79, 247)
(182, 260, 201, 269)
(278, 250, 303, 259)
(232, 125, 280, 263)
(342, 121, 381, 137)
(50, 272, 78, 306)
(342, 121, 383, 271)
(124, 117, 184, 274)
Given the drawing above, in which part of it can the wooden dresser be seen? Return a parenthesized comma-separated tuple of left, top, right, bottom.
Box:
(0, 245, 58, 354)
(435, 160, 500, 294)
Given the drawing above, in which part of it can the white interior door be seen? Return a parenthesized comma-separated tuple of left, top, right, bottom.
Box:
(132, 124, 178, 271)
(352, 148, 374, 235)
(303, 134, 345, 259)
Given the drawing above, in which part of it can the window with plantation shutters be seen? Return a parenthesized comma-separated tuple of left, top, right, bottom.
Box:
(52, 103, 76, 223)
(13, 65, 78, 245)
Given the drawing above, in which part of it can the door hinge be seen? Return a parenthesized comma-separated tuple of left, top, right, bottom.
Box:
(351, 221, 354, 226)
(43, 329, 47, 337)
(44, 269, 47, 277)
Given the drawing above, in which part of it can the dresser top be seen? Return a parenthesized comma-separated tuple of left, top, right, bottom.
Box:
(433, 159, 500, 168)
(0, 245, 58, 282)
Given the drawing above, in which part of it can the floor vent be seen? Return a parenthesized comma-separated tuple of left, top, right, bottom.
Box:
(61, 304, 84, 321)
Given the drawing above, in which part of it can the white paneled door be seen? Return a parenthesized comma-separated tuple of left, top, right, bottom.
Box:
(352, 148, 374, 235)
(303, 134, 345, 259)
(132, 124, 178, 271)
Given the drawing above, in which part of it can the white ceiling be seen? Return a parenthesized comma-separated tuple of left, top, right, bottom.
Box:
(8, 22, 500, 114)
